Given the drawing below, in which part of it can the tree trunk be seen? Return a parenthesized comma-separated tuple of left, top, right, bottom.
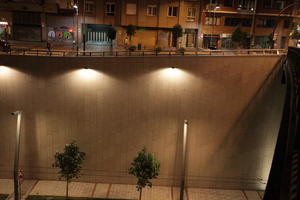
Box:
(110, 39, 113, 55)
(66, 180, 69, 200)
(139, 188, 142, 200)
(129, 35, 132, 46)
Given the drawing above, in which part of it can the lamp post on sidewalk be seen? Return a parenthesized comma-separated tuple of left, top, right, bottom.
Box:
(179, 120, 189, 200)
(209, 1, 220, 49)
(73, 4, 79, 52)
(12, 111, 22, 200)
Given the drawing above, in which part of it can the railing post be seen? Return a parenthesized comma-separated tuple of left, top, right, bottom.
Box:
(23, 50, 25, 56)
(116, 52, 118, 56)
(36, 50, 38, 56)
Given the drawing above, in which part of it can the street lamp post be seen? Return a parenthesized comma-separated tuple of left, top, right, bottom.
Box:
(250, 0, 258, 48)
(12, 111, 22, 200)
(209, 2, 220, 49)
(74, 4, 79, 53)
(271, 2, 300, 49)
(179, 120, 188, 200)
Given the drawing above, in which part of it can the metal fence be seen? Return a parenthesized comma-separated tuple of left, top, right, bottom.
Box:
(0, 48, 287, 57)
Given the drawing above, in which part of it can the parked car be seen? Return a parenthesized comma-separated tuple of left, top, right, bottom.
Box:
(0, 40, 10, 52)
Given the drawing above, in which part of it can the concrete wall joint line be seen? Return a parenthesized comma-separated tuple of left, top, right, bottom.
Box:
(106, 183, 112, 198)
(242, 190, 249, 200)
(90, 183, 97, 197)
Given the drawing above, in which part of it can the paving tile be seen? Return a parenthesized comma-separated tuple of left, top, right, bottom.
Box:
(244, 191, 261, 200)
(92, 183, 109, 198)
(142, 186, 172, 200)
(258, 191, 264, 199)
(188, 188, 247, 200)
(30, 180, 94, 197)
(108, 184, 139, 199)
(0, 179, 13, 194)
(172, 187, 188, 200)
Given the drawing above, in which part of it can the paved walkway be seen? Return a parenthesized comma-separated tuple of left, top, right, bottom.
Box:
(0, 179, 264, 200)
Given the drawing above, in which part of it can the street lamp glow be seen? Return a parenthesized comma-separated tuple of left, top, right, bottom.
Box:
(73, 4, 78, 9)
(75, 68, 99, 81)
(0, 66, 11, 74)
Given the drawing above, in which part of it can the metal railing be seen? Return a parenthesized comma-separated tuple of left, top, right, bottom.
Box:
(0, 48, 287, 57)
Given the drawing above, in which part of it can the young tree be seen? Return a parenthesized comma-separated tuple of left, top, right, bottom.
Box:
(107, 26, 117, 52)
(126, 24, 137, 45)
(52, 141, 86, 199)
(231, 27, 247, 48)
(172, 24, 183, 48)
(128, 147, 160, 200)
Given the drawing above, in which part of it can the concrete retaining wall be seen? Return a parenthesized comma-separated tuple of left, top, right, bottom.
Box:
(0, 55, 285, 190)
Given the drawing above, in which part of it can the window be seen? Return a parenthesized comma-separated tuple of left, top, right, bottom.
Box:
(106, 2, 115, 16)
(263, 0, 273, 9)
(224, 0, 233, 7)
(187, 8, 196, 21)
(284, 20, 290, 29)
(168, 6, 178, 17)
(224, 18, 251, 27)
(275, 0, 285, 9)
(205, 17, 220, 25)
(13, 12, 41, 25)
(147, 5, 157, 16)
(257, 19, 276, 28)
(84, 1, 95, 14)
(126, 3, 136, 15)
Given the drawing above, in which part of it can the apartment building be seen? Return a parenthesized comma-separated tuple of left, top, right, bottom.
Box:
(202, 0, 299, 49)
(0, 0, 299, 49)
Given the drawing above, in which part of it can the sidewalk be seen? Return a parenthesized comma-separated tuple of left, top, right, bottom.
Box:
(0, 179, 264, 200)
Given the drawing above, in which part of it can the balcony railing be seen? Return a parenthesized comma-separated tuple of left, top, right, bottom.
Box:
(0, 48, 287, 57)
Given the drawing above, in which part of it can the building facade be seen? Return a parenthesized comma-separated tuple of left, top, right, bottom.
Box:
(0, 0, 299, 49)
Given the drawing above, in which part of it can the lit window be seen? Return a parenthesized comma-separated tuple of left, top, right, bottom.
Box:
(275, 0, 285, 9)
(84, 1, 95, 14)
(126, 3, 137, 15)
(147, 5, 157, 16)
(257, 19, 276, 28)
(205, 17, 220, 25)
(187, 8, 196, 21)
(106, 2, 115, 16)
(168, 6, 178, 17)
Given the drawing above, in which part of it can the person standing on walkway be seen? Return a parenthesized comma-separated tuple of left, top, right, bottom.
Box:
(46, 41, 51, 54)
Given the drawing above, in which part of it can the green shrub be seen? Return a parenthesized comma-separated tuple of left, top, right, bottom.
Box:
(154, 46, 162, 52)
(177, 47, 185, 54)
(128, 45, 136, 52)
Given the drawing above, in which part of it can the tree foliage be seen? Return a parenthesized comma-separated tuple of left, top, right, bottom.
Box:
(172, 24, 183, 48)
(128, 147, 160, 200)
(53, 141, 86, 198)
(290, 25, 300, 40)
(107, 26, 117, 52)
(231, 27, 247, 48)
(107, 26, 117, 41)
(172, 24, 183, 39)
(126, 24, 137, 44)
